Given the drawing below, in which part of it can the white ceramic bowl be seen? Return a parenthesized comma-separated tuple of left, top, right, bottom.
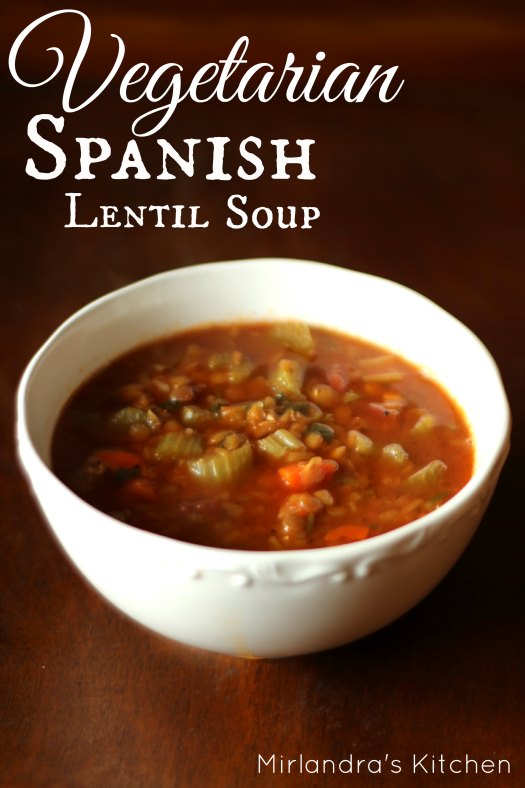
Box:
(17, 259, 510, 657)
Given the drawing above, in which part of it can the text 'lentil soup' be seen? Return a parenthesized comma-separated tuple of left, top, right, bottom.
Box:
(52, 322, 474, 550)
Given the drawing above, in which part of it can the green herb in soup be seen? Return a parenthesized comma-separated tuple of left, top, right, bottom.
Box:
(52, 322, 474, 550)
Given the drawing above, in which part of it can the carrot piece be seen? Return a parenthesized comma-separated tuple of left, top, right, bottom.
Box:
(95, 449, 142, 469)
(278, 458, 338, 491)
(324, 524, 370, 546)
(278, 463, 304, 490)
(122, 478, 157, 502)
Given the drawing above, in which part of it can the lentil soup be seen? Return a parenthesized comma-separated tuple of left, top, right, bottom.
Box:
(52, 322, 474, 550)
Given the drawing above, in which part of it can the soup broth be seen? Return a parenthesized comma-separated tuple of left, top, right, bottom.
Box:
(52, 322, 474, 550)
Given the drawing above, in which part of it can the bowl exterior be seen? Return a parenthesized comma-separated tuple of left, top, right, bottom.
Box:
(21, 432, 498, 659)
(17, 259, 511, 657)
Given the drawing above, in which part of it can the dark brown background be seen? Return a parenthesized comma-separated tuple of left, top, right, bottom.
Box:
(1, 3, 524, 786)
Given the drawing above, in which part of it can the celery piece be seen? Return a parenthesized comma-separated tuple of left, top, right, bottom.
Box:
(342, 390, 360, 404)
(257, 429, 305, 459)
(154, 430, 203, 461)
(207, 351, 255, 383)
(347, 430, 374, 455)
(358, 354, 396, 369)
(257, 435, 286, 459)
(270, 359, 305, 399)
(275, 395, 311, 415)
(411, 412, 437, 437)
(208, 352, 230, 370)
(188, 440, 253, 484)
(382, 443, 409, 464)
(111, 407, 158, 430)
(362, 371, 405, 383)
(273, 429, 305, 449)
(424, 492, 450, 510)
(407, 460, 447, 491)
(270, 322, 315, 358)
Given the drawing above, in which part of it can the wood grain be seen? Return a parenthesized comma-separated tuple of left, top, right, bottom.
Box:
(1, 6, 524, 787)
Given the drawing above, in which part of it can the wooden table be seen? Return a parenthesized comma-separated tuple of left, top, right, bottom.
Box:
(1, 5, 523, 786)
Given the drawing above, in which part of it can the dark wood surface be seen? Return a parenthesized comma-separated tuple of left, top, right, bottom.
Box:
(1, 5, 524, 787)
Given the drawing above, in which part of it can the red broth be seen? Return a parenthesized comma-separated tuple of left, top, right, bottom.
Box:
(52, 322, 474, 550)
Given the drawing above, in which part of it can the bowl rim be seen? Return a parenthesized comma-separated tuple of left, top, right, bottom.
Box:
(16, 257, 512, 564)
